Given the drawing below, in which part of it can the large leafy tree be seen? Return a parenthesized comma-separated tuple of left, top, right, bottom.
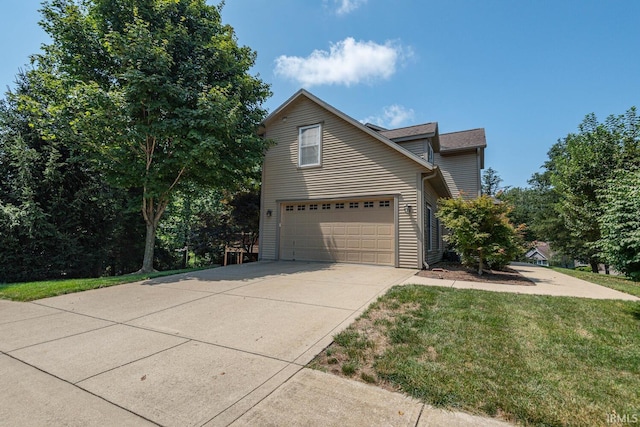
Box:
(0, 71, 144, 282)
(499, 172, 569, 246)
(598, 168, 640, 280)
(543, 108, 638, 272)
(437, 196, 524, 275)
(35, 0, 271, 272)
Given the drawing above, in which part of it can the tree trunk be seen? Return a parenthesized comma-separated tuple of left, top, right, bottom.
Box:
(589, 259, 599, 274)
(478, 251, 484, 276)
(604, 264, 610, 275)
(139, 193, 169, 274)
(140, 221, 157, 273)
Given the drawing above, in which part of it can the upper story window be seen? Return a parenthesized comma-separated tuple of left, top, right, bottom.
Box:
(299, 124, 322, 167)
(426, 141, 434, 164)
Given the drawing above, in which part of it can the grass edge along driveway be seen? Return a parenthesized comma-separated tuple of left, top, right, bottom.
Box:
(551, 267, 640, 298)
(310, 285, 640, 427)
(0, 267, 211, 302)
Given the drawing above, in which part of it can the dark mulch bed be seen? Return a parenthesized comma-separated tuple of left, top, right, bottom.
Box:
(416, 262, 535, 286)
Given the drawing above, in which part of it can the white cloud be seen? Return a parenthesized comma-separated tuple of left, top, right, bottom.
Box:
(274, 37, 410, 87)
(333, 0, 367, 15)
(362, 105, 415, 128)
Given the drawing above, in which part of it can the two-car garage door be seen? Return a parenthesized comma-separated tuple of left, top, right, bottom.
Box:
(279, 199, 395, 266)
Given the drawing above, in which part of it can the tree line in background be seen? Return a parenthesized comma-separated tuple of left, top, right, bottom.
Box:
(0, 0, 268, 283)
(498, 107, 640, 280)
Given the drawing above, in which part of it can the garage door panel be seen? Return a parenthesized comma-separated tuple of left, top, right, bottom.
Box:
(361, 239, 376, 249)
(361, 253, 376, 263)
(280, 199, 395, 266)
(377, 225, 393, 235)
(347, 239, 361, 249)
(332, 225, 346, 235)
(332, 238, 347, 249)
(347, 253, 362, 262)
(377, 253, 393, 265)
(377, 240, 392, 250)
(346, 226, 361, 236)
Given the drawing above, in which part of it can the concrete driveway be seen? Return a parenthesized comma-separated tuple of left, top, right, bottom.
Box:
(1, 261, 426, 426)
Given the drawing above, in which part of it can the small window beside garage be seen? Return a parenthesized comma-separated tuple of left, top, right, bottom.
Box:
(379, 200, 390, 207)
(297, 205, 306, 211)
(285, 205, 294, 211)
(309, 204, 318, 210)
(335, 202, 345, 209)
(349, 202, 359, 209)
(364, 201, 374, 208)
(322, 203, 331, 210)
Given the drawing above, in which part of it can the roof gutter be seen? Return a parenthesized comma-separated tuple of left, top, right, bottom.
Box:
(422, 167, 452, 199)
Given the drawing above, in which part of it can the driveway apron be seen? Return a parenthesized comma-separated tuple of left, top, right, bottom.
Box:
(0, 261, 416, 426)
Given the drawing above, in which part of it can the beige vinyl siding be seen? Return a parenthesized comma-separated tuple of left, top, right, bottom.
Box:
(397, 139, 426, 159)
(261, 96, 427, 268)
(434, 152, 480, 199)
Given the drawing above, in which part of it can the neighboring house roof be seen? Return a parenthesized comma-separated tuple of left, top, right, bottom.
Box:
(525, 242, 552, 260)
(262, 89, 452, 198)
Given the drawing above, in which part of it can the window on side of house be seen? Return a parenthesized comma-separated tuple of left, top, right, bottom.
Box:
(298, 124, 322, 167)
(426, 205, 433, 251)
(436, 217, 441, 249)
(426, 141, 434, 164)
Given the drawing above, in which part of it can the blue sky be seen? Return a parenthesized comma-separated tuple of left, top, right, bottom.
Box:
(2, 1, 639, 188)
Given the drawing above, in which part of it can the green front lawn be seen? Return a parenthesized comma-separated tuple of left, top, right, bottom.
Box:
(311, 285, 640, 426)
(0, 267, 212, 302)
(552, 267, 640, 297)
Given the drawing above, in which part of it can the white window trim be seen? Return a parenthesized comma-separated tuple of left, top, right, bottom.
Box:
(298, 124, 322, 168)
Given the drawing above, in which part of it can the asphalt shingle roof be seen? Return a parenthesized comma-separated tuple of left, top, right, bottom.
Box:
(378, 123, 438, 140)
(440, 128, 486, 152)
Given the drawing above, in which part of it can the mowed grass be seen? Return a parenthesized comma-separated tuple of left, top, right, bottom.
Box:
(0, 267, 212, 301)
(314, 285, 640, 426)
(551, 267, 640, 297)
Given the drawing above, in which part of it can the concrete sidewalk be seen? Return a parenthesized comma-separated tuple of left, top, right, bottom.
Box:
(0, 261, 512, 426)
(401, 262, 639, 301)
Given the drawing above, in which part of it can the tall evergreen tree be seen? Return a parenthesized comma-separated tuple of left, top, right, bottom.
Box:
(481, 167, 503, 196)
